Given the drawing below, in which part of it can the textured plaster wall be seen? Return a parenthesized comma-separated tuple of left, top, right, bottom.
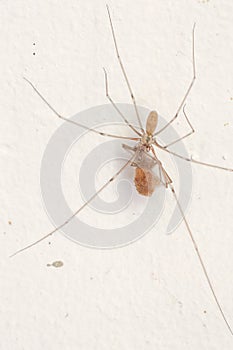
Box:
(1, 0, 233, 349)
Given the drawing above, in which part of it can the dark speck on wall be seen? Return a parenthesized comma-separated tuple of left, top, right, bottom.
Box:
(47, 260, 64, 268)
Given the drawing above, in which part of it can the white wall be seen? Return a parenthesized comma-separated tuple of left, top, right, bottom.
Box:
(1, 0, 233, 349)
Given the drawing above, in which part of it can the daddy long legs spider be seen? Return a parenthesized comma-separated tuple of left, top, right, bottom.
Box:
(11, 5, 233, 337)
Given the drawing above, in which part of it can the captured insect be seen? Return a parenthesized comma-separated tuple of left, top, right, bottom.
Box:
(11, 5, 233, 336)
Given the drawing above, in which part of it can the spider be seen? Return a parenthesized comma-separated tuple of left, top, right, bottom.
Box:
(11, 5, 233, 336)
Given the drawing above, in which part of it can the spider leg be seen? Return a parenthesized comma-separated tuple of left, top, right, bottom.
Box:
(162, 105, 195, 148)
(24, 78, 140, 141)
(106, 5, 145, 133)
(155, 141, 233, 172)
(103, 68, 142, 136)
(154, 24, 196, 136)
(169, 183, 233, 336)
(10, 154, 136, 257)
(141, 146, 233, 335)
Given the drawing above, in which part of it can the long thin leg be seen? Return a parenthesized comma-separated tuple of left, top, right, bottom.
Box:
(154, 24, 196, 136)
(151, 147, 172, 188)
(24, 78, 140, 142)
(10, 154, 136, 257)
(158, 164, 164, 186)
(149, 146, 233, 335)
(106, 5, 145, 134)
(122, 144, 137, 153)
(156, 163, 169, 188)
(155, 142, 233, 172)
(103, 68, 142, 136)
(163, 105, 195, 148)
(169, 183, 233, 336)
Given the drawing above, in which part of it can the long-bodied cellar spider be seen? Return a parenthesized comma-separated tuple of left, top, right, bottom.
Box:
(11, 5, 233, 336)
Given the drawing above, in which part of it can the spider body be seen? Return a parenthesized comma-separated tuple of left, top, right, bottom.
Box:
(123, 110, 166, 196)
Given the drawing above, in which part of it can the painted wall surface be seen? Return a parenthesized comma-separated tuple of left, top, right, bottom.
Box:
(1, 0, 233, 349)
